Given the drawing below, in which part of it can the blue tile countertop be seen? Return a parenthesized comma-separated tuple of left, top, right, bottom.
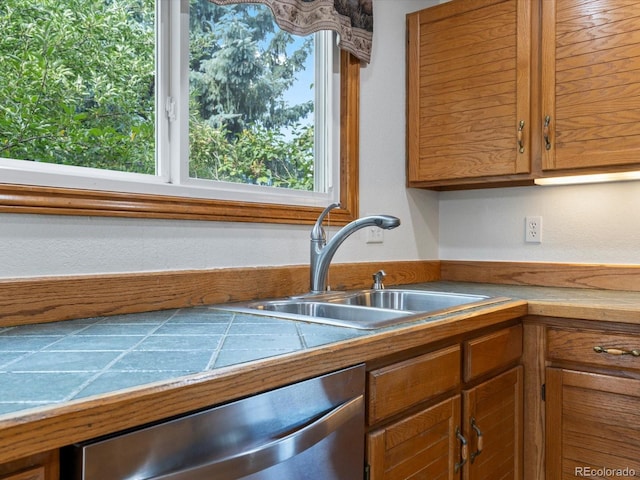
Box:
(0, 307, 369, 416)
(3, 280, 640, 466)
(2, 280, 640, 419)
(3, 279, 640, 421)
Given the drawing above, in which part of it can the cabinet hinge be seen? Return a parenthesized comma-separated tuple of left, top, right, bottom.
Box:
(541, 383, 546, 401)
(364, 463, 370, 480)
(165, 96, 176, 122)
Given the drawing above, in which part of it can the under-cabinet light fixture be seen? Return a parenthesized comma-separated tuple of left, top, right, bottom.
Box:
(534, 171, 640, 186)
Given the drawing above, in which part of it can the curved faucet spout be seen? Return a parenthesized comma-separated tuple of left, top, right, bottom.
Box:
(311, 202, 341, 243)
(310, 209, 401, 293)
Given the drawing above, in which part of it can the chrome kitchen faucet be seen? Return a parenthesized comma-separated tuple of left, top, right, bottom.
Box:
(309, 203, 400, 293)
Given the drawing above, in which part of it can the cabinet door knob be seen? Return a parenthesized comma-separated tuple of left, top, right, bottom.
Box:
(454, 427, 468, 472)
(593, 346, 640, 357)
(517, 120, 525, 153)
(470, 417, 484, 462)
(543, 115, 552, 150)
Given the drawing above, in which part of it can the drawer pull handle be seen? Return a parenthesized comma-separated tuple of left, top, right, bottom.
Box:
(593, 346, 640, 357)
(517, 120, 525, 153)
(454, 427, 468, 473)
(543, 115, 552, 150)
(470, 417, 484, 463)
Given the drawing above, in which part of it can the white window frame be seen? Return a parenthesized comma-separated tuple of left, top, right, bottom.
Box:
(0, 0, 341, 209)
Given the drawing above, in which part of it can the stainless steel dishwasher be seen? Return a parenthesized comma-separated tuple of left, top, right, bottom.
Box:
(66, 364, 365, 479)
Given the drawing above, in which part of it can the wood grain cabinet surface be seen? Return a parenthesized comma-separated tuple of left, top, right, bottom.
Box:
(546, 368, 640, 479)
(366, 324, 523, 479)
(463, 366, 523, 480)
(541, 0, 640, 174)
(465, 324, 523, 382)
(0, 451, 58, 480)
(406, 0, 532, 188)
(545, 324, 640, 479)
(547, 327, 640, 373)
(0, 468, 45, 480)
(367, 344, 461, 425)
(367, 396, 462, 479)
(407, 0, 640, 189)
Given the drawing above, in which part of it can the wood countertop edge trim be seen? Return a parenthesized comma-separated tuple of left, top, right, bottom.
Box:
(0, 301, 527, 463)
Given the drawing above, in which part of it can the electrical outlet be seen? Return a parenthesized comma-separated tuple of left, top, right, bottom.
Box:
(525, 216, 542, 243)
(366, 227, 384, 244)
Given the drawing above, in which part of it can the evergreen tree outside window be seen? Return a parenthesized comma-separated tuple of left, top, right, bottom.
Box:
(188, 2, 320, 192)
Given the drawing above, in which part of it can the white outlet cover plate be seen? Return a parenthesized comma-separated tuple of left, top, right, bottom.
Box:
(525, 215, 542, 243)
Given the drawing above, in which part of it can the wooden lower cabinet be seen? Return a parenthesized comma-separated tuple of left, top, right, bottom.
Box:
(463, 366, 523, 480)
(367, 365, 523, 480)
(0, 468, 45, 480)
(0, 451, 58, 480)
(546, 368, 640, 479)
(543, 321, 640, 479)
(367, 395, 462, 479)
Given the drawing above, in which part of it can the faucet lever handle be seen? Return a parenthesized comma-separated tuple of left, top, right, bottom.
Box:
(372, 270, 386, 290)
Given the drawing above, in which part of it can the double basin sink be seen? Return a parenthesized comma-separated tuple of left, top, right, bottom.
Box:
(219, 289, 503, 329)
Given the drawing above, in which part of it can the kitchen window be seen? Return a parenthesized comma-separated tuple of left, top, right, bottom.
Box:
(0, 0, 360, 224)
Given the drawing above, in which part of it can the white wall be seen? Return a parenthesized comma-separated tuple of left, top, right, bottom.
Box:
(439, 181, 640, 264)
(0, 0, 439, 280)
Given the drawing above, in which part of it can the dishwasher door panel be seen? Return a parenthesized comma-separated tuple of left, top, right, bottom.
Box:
(66, 364, 365, 480)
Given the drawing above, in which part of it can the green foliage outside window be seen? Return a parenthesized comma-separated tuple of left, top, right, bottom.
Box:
(0, 0, 156, 173)
(0, 0, 315, 190)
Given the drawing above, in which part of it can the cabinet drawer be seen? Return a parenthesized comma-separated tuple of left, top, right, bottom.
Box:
(367, 345, 460, 424)
(547, 327, 640, 372)
(464, 324, 522, 382)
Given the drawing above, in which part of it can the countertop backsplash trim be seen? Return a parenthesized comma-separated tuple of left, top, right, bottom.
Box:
(1, 260, 639, 328)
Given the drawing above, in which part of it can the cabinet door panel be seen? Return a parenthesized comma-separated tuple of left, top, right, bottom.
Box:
(541, 0, 640, 172)
(407, 0, 531, 186)
(463, 366, 523, 480)
(546, 367, 640, 479)
(367, 396, 461, 480)
(0, 451, 57, 480)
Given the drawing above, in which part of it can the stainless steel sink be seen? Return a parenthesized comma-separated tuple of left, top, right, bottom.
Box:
(217, 289, 501, 330)
(323, 289, 490, 311)
(239, 300, 413, 329)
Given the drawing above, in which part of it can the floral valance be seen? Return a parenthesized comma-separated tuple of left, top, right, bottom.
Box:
(209, 0, 373, 63)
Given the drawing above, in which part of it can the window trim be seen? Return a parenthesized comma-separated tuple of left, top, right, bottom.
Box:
(0, 51, 359, 226)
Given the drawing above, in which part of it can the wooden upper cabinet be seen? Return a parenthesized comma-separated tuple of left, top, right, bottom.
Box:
(407, 0, 532, 188)
(408, 0, 640, 189)
(541, 0, 640, 174)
